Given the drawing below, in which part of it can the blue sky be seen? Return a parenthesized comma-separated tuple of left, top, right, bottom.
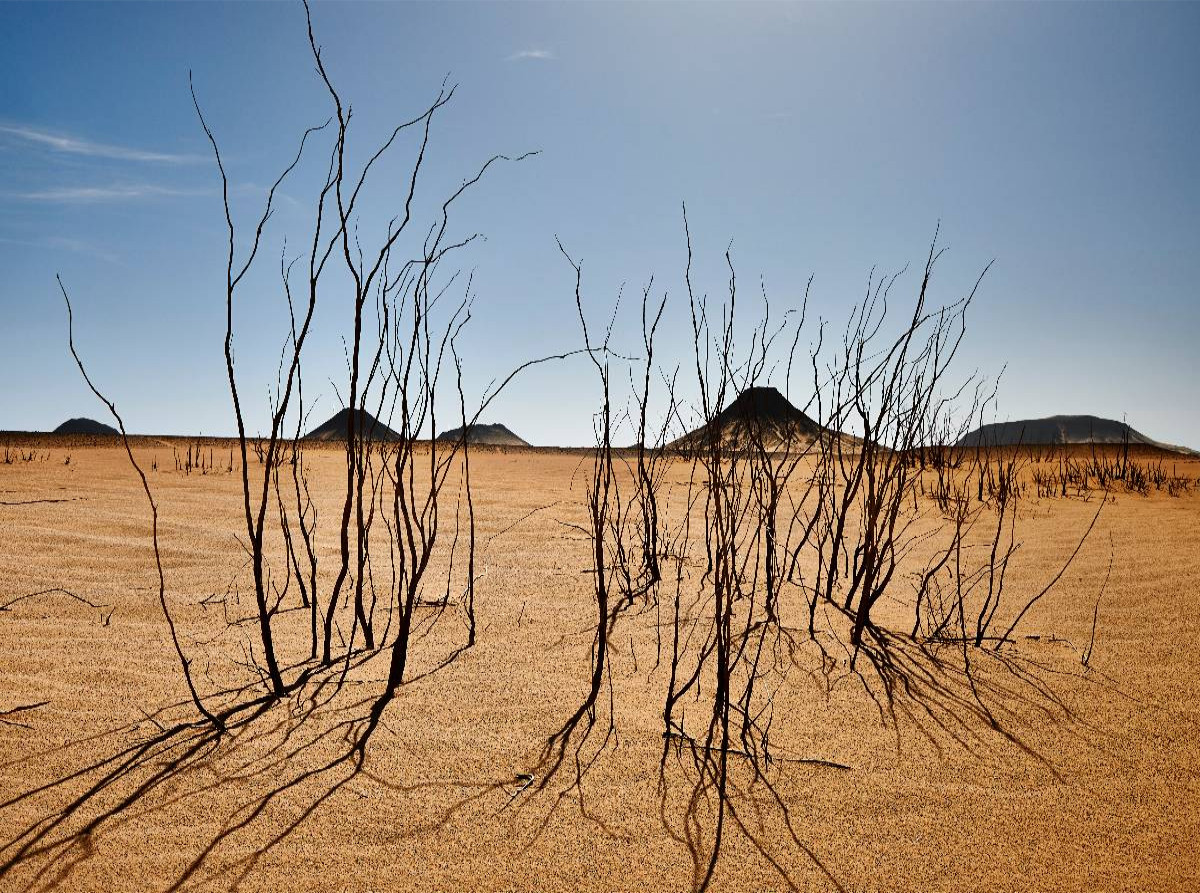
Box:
(1, 1, 1197, 447)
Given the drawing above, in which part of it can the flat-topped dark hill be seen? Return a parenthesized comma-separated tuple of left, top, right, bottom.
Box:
(53, 417, 119, 436)
(436, 423, 530, 447)
(958, 415, 1158, 449)
(671, 386, 827, 451)
(303, 408, 400, 442)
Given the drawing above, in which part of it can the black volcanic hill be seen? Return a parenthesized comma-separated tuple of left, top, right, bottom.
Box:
(436, 422, 530, 447)
(957, 415, 1158, 449)
(53, 417, 119, 436)
(671, 386, 826, 451)
(304, 408, 400, 442)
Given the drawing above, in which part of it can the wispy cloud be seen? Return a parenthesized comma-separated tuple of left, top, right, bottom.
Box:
(11, 184, 208, 202)
(232, 181, 304, 211)
(506, 49, 555, 62)
(0, 235, 120, 264)
(0, 124, 202, 164)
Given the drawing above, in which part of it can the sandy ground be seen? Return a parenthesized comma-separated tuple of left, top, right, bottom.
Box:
(1, 442, 1199, 892)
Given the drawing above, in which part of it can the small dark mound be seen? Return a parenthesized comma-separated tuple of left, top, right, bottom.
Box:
(671, 386, 826, 450)
(436, 422, 530, 447)
(304, 408, 400, 442)
(53, 417, 119, 436)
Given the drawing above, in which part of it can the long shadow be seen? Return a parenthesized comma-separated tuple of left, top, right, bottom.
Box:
(2, 612, 1154, 893)
(519, 598, 1130, 893)
(0, 644, 495, 893)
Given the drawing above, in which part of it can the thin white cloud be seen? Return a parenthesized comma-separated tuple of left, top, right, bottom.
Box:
(506, 49, 555, 62)
(12, 184, 207, 202)
(0, 124, 202, 164)
(0, 235, 119, 263)
(232, 181, 304, 211)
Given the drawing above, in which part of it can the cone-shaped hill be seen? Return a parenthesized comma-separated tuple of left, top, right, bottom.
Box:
(53, 417, 119, 436)
(957, 415, 1171, 449)
(303, 408, 401, 442)
(670, 386, 826, 451)
(436, 422, 530, 447)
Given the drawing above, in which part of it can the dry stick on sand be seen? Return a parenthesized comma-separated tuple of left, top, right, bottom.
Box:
(57, 276, 222, 729)
(0, 587, 107, 612)
(1081, 532, 1114, 669)
(994, 496, 1106, 650)
(0, 496, 84, 506)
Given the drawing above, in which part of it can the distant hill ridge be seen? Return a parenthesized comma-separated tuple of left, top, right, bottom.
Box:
(957, 415, 1193, 454)
(436, 422, 530, 447)
(670, 386, 827, 451)
(53, 417, 119, 436)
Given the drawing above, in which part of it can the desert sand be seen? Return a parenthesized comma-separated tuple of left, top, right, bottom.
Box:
(2, 439, 1199, 892)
